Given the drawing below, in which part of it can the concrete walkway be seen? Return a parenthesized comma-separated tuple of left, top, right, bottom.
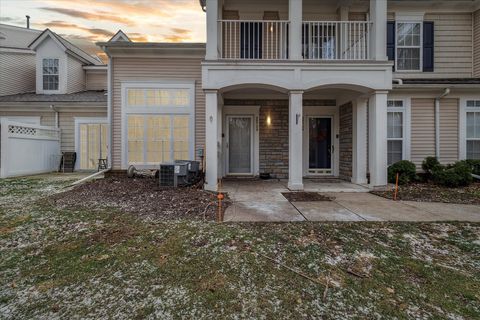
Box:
(222, 180, 480, 222)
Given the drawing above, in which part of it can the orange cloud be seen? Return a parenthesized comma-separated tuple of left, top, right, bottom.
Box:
(40, 21, 114, 39)
(40, 7, 134, 25)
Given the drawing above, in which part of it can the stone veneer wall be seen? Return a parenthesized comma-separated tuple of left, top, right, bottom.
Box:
(224, 99, 335, 179)
(339, 102, 353, 180)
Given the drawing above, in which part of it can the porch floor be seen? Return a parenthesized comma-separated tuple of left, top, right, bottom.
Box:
(222, 180, 480, 222)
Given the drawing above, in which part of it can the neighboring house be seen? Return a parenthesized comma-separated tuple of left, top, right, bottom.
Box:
(0, 25, 108, 171)
(0, 23, 41, 96)
(99, 0, 480, 191)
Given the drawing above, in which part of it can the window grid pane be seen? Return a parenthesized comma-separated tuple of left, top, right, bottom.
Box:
(396, 22, 421, 71)
(42, 58, 59, 90)
(127, 89, 190, 108)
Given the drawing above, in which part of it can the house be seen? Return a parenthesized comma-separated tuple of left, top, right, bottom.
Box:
(0, 24, 108, 171)
(98, 0, 480, 191)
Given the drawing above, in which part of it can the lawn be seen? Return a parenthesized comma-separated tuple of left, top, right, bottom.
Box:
(1, 175, 479, 319)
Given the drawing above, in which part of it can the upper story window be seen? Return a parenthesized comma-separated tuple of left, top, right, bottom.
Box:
(396, 22, 422, 71)
(42, 58, 59, 91)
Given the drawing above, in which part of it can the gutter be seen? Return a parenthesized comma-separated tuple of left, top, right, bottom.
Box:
(435, 88, 450, 159)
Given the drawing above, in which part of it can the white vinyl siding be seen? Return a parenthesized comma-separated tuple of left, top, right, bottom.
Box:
(66, 55, 86, 93)
(466, 100, 480, 159)
(122, 83, 195, 168)
(0, 51, 36, 96)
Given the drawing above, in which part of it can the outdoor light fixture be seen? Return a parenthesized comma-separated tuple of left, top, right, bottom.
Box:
(267, 115, 272, 126)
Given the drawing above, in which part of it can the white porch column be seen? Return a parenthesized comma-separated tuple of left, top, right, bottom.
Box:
(352, 98, 368, 184)
(288, 90, 304, 190)
(206, 0, 219, 60)
(369, 0, 387, 61)
(368, 91, 388, 187)
(205, 90, 219, 191)
(289, 0, 303, 60)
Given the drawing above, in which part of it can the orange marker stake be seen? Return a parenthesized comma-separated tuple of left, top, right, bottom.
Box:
(394, 173, 399, 201)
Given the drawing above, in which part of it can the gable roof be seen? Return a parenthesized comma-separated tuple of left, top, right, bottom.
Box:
(29, 29, 102, 65)
(109, 30, 131, 42)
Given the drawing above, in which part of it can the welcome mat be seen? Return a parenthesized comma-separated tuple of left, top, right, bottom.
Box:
(282, 192, 333, 202)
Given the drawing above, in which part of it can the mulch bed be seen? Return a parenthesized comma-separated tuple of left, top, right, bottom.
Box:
(372, 182, 480, 205)
(282, 192, 333, 202)
(47, 176, 229, 221)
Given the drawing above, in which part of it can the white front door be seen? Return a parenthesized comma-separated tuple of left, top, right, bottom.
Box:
(226, 115, 254, 175)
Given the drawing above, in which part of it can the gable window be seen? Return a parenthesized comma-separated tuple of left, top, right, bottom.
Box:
(387, 100, 405, 165)
(396, 22, 422, 71)
(466, 100, 480, 160)
(42, 58, 59, 91)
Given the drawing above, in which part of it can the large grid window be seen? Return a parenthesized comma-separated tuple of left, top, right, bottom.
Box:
(127, 115, 190, 165)
(387, 100, 405, 165)
(466, 100, 480, 159)
(127, 88, 190, 107)
(42, 58, 59, 90)
(124, 86, 193, 167)
(396, 22, 421, 71)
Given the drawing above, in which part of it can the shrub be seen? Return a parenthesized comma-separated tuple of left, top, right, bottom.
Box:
(433, 161, 473, 187)
(460, 159, 480, 176)
(422, 157, 443, 180)
(388, 160, 417, 185)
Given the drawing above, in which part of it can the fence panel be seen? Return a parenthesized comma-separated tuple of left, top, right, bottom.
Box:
(0, 119, 61, 178)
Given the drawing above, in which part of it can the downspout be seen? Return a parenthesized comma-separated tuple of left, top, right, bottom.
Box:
(435, 88, 450, 159)
(50, 104, 59, 128)
(107, 53, 112, 172)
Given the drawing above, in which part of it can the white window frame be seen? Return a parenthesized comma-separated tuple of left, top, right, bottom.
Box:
(459, 97, 480, 160)
(395, 20, 423, 72)
(121, 81, 195, 169)
(42, 58, 60, 91)
(387, 97, 411, 165)
(74, 118, 109, 171)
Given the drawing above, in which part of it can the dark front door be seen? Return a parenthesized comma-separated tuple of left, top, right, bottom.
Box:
(241, 22, 263, 59)
(309, 117, 332, 172)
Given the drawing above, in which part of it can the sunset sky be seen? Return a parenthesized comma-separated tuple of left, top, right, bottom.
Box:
(0, 0, 206, 60)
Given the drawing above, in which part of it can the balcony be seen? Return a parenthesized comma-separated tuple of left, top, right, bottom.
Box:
(218, 20, 371, 61)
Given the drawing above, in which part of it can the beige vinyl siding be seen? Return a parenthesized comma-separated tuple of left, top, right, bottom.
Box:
(411, 98, 436, 167)
(439, 99, 459, 164)
(0, 111, 54, 126)
(66, 56, 86, 93)
(86, 71, 107, 91)
(474, 10, 480, 77)
(394, 13, 473, 79)
(58, 111, 107, 151)
(111, 57, 204, 170)
(0, 52, 36, 96)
